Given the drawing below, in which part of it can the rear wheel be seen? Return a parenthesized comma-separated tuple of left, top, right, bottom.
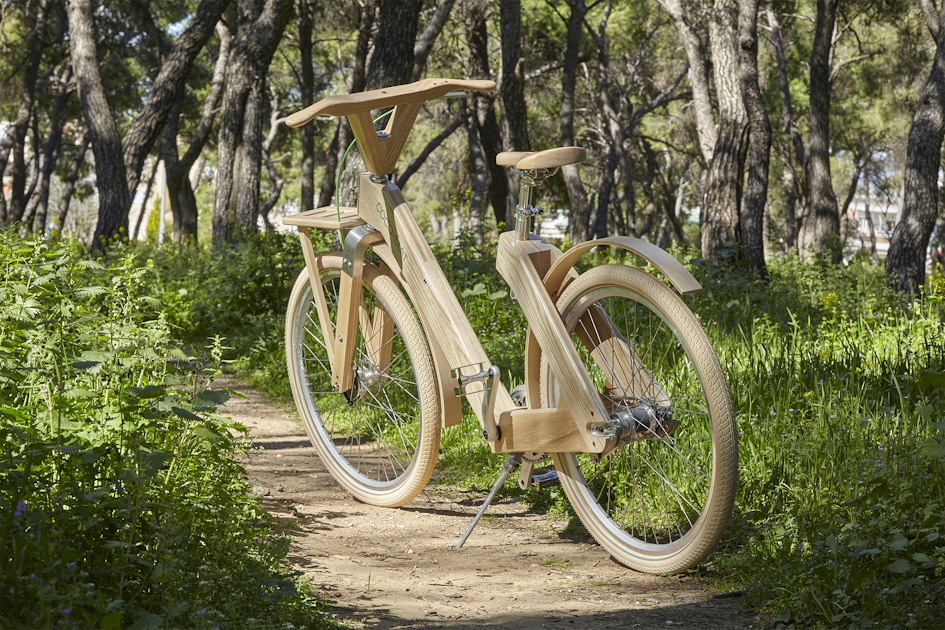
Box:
(542, 264, 737, 573)
(285, 257, 439, 507)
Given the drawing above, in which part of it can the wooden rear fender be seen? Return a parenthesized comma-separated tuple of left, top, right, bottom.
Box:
(542, 236, 702, 298)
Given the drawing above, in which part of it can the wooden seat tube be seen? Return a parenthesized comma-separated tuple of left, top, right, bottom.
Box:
(330, 225, 385, 393)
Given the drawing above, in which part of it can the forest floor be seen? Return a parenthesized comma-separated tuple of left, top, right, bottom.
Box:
(220, 377, 760, 629)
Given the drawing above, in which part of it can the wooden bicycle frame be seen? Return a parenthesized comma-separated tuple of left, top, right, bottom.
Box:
(301, 172, 612, 455)
(284, 79, 701, 456)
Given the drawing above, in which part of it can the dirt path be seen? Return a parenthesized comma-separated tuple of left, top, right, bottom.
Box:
(220, 378, 754, 629)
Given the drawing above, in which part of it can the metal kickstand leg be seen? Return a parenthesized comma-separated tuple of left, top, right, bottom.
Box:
(456, 454, 520, 549)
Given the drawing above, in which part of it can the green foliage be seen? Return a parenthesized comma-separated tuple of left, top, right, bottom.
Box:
(0, 231, 333, 629)
(415, 240, 945, 626)
(110, 228, 945, 627)
(685, 256, 945, 628)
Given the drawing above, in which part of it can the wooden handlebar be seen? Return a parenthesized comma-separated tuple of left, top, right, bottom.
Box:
(286, 78, 496, 128)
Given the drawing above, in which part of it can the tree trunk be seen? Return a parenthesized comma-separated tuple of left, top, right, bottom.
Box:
(465, 112, 487, 243)
(121, 0, 228, 198)
(797, 0, 841, 262)
(559, 0, 590, 244)
(237, 80, 267, 229)
(298, 0, 316, 211)
(132, 158, 160, 241)
(26, 64, 73, 235)
(366, 0, 422, 90)
(162, 21, 231, 246)
(499, 0, 530, 151)
(259, 85, 286, 222)
(211, 0, 294, 246)
(591, 2, 619, 239)
(766, 7, 805, 252)
(67, 0, 131, 248)
(162, 104, 199, 245)
(661, 0, 717, 164)
(412, 0, 456, 81)
(701, 0, 748, 259)
(323, 0, 375, 208)
(465, 0, 508, 228)
(499, 0, 530, 221)
(737, 0, 770, 280)
(0, 0, 50, 227)
(886, 4, 945, 295)
(53, 137, 90, 233)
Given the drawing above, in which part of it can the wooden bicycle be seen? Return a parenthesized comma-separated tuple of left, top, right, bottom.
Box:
(282, 78, 738, 574)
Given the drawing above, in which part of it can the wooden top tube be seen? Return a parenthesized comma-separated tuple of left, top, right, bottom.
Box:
(286, 78, 496, 177)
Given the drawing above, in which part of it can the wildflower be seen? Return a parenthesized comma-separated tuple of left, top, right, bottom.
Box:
(196, 609, 207, 616)
(14, 501, 25, 517)
(62, 609, 71, 615)
(769, 410, 776, 416)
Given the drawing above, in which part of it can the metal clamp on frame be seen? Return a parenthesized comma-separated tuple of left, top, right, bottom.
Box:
(341, 224, 383, 277)
(452, 363, 502, 442)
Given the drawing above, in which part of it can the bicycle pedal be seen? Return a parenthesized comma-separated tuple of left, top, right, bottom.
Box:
(531, 469, 559, 489)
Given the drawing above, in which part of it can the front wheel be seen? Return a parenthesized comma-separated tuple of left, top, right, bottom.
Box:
(285, 257, 440, 507)
(541, 264, 737, 574)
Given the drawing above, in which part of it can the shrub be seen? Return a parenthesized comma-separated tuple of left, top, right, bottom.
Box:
(0, 232, 332, 629)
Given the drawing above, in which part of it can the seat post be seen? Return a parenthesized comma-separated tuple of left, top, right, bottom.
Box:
(513, 169, 554, 240)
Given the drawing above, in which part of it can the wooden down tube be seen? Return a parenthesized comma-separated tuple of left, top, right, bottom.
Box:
(343, 173, 614, 454)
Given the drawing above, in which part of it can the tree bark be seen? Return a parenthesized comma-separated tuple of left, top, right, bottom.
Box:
(211, 0, 294, 246)
(660, 0, 717, 164)
(737, 0, 770, 279)
(67, 0, 131, 248)
(1, 0, 52, 226)
(466, 0, 508, 228)
(499, 0, 530, 221)
(797, 0, 841, 262)
(766, 6, 805, 252)
(885, 2, 945, 295)
(25, 64, 73, 235)
(259, 85, 286, 222)
(366, 0, 422, 90)
(465, 111, 487, 243)
(53, 137, 90, 233)
(559, 0, 591, 244)
(132, 158, 160, 241)
(701, 0, 748, 259)
(592, 2, 620, 239)
(412, 0, 456, 81)
(162, 21, 231, 246)
(121, 0, 228, 199)
(499, 0, 530, 152)
(298, 0, 316, 211)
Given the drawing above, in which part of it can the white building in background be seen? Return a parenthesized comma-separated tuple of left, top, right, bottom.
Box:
(845, 200, 899, 257)
(537, 209, 570, 240)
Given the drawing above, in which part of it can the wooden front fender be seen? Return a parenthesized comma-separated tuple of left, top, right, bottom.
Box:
(523, 236, 700, 428)
(542, 236, 702, 299)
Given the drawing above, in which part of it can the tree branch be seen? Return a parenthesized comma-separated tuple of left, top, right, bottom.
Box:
(395, 116, 463, 189)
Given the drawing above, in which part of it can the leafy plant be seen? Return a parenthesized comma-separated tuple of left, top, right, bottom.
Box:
(0, 231, 334, 629)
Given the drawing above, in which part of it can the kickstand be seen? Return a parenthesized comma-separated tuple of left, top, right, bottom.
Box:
(456, 454, 520, 549)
